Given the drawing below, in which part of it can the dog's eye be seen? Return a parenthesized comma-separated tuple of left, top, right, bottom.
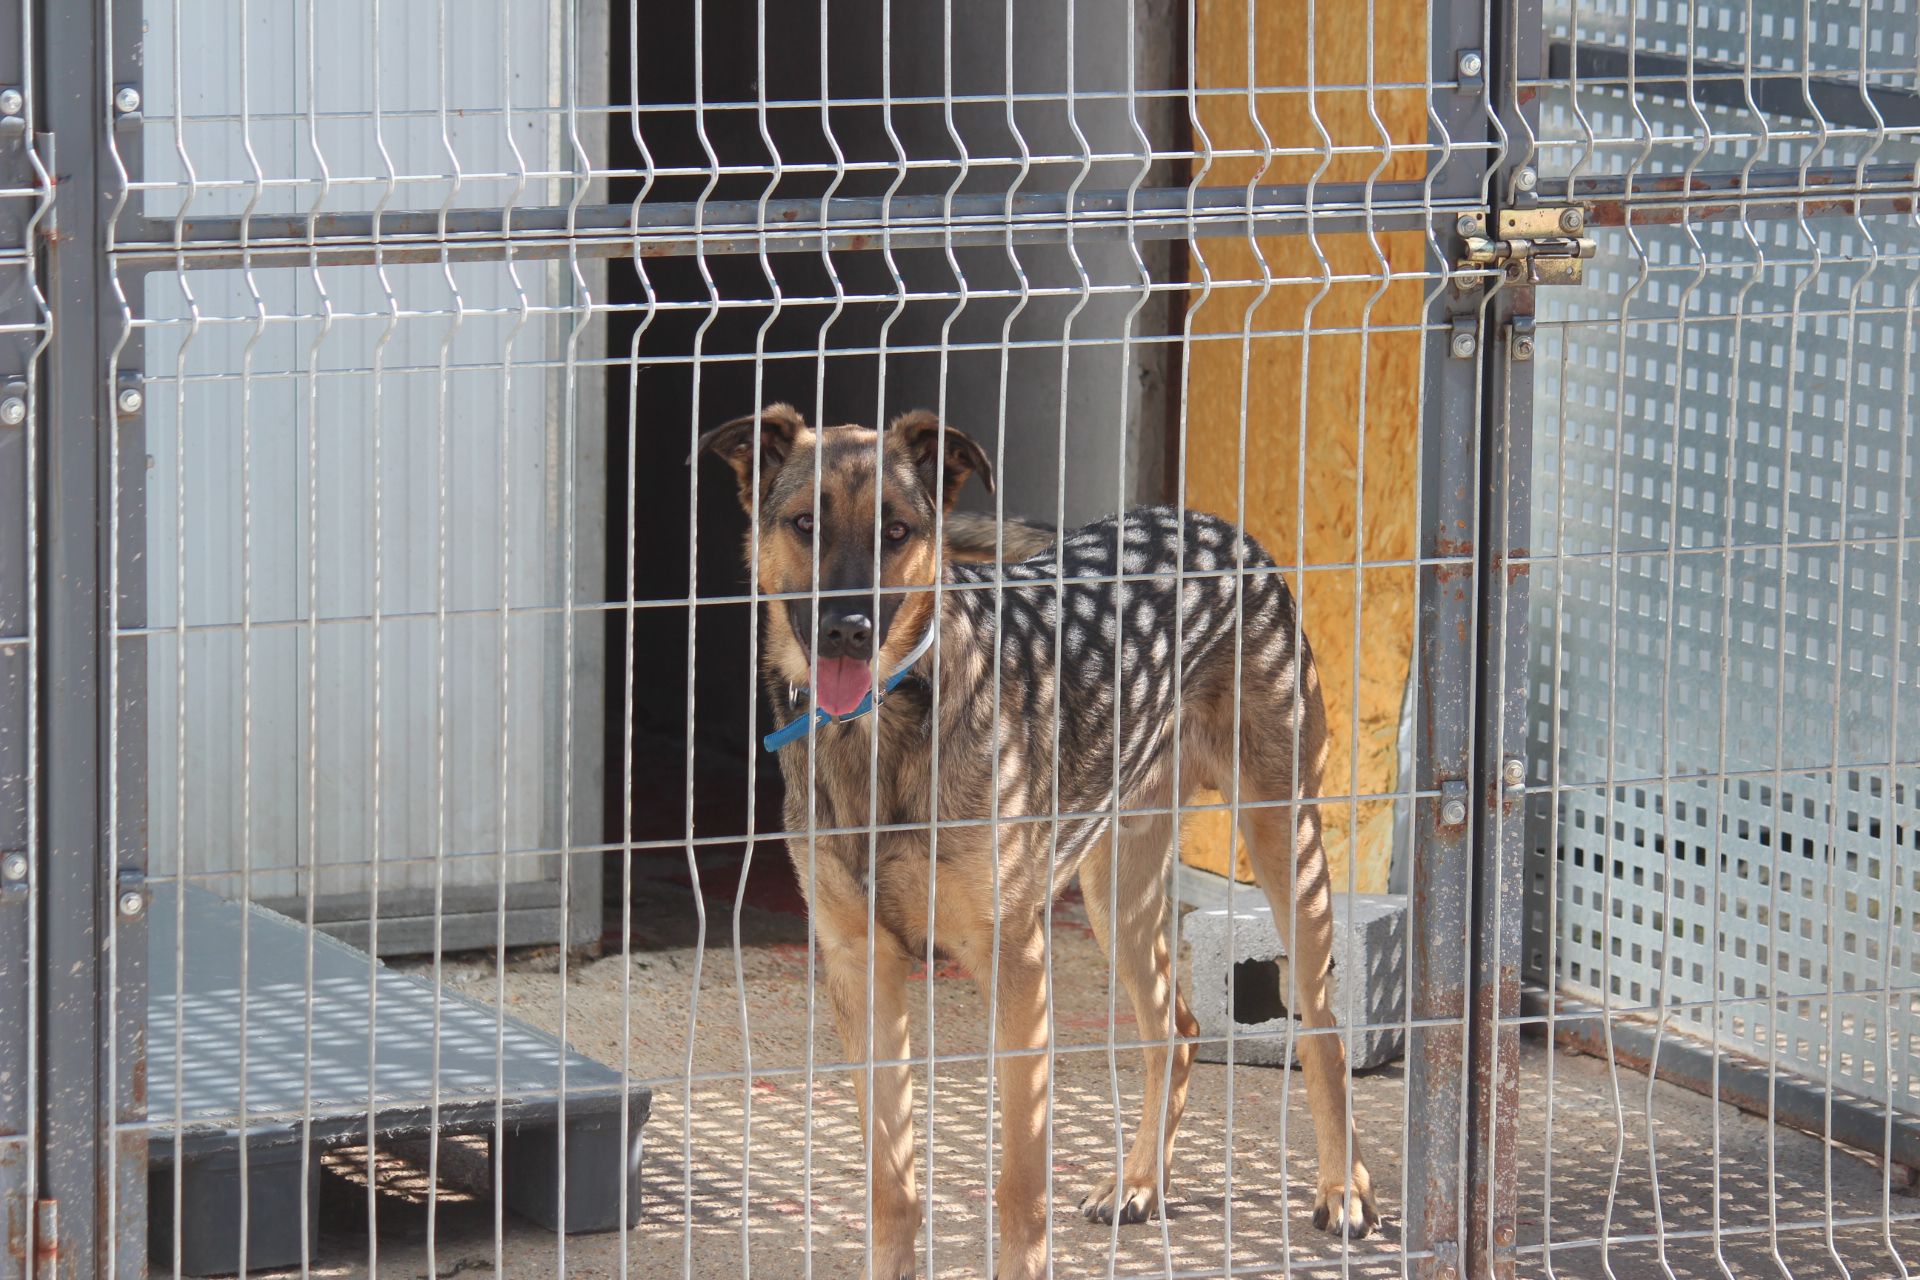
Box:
(792, 513, 814, 536)
(884, 521, 911, 544)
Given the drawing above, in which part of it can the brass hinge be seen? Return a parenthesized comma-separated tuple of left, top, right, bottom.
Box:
(1457, 206, 1596, 286)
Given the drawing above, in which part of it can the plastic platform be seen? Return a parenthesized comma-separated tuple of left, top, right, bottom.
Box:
(146, 884, 650, 1276)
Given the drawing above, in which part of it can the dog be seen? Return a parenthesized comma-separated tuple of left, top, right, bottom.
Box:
(698, 404, 1379, 1279)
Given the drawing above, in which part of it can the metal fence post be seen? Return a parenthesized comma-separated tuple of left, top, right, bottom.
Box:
(1403, 0, 1497, 1265)
(0, 0, 43, 1265)
(1463, 0, 1541, 1274)
(40, 0, 148, 1272)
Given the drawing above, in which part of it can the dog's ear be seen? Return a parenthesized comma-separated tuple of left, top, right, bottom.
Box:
(887, 410, 994, 511)
(694, 404, 809, 513)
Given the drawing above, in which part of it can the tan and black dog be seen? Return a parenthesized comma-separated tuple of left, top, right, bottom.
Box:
(698, 404, 1378, 1280)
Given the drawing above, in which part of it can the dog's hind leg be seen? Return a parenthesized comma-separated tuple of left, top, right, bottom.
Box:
(1236, 688, 1382, 1240)
(1075, 805, 1199, 1226)
(821, 919, 921, 1279)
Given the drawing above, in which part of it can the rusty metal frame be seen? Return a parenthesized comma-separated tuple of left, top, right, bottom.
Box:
(1401, 0, 1502, 1272)
(1462, 0, 1541, 1274)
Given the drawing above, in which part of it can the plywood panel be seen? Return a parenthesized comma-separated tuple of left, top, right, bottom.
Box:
(1180, 0, 1427, 893)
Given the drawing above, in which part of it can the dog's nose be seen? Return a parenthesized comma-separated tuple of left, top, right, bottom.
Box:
(818, 612, 874, 662)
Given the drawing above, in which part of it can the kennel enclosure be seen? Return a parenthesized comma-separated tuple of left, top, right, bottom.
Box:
(0, 0, 1917, 1275)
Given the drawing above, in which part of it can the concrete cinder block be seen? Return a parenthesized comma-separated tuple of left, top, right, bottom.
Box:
(1183, 893, 1408, 1070)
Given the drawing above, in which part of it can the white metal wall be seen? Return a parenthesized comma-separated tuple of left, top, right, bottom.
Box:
(133, 0, 603, 916)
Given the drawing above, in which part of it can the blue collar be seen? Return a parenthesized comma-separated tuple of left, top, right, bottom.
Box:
(762, 622, 938, 752)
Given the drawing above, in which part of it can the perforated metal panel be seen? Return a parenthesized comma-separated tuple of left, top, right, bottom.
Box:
(1529, 72, 1920, 1117)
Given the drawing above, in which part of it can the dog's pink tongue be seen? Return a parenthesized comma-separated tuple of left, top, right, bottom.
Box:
(813, 657, 873, 717)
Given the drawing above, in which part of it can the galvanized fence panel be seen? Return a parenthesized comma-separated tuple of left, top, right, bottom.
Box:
(51, 0, 1920, 1273)
(1518, 0, 1920, 1271)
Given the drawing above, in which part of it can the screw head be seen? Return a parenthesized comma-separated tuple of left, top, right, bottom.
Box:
(1455, 213, 1479, 237)
(1513, 335, 1535, 361)
(1457, 50, 1483, 79)
(118, 889, 146, 918)
(1440, 798, 1468, 826)
(1515, 166, 1538, 192)
(1503, 757, 1526, 786)
(0, 396, 24, 426)
(1450, 331, 1477, 359)
(113, 85, 141, 115)
(116, 384, 144, 416)
(1559, 207, 1584, 232)
(1, 853, 25, 882)
(0, 88, 22, 117)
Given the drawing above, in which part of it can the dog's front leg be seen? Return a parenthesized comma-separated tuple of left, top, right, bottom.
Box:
(822, 927, 920, 1280)
(977, 924, 1052, 1280)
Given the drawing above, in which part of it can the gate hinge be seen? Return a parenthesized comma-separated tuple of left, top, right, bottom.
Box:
(1459, 206, 1596, 286)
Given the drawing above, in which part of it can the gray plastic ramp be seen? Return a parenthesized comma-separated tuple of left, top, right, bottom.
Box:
(146, 884, 649, 1275)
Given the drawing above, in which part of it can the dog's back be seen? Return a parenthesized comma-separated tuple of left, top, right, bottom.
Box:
(942, 510, 1055, 562)
(935, 506, 1312, 857)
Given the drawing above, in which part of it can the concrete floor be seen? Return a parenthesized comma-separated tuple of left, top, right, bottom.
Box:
(311, 872, 1919, 1279)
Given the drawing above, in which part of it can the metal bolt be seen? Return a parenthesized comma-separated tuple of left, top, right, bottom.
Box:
(1503, 757, 1526, 786)
(116, 383, 144, 416)
(1559, 207, 1584, 232)
(1436, 1266, 1458, 1280)
(118, 888, 146, 918)
(1440, 797, 1468, 826)
(1456, 50, 1483, 79)
(1, 853, 25, 882)
(1495, 1225, 1517, 1247)
(0, 396, 23, 426)
(0, 88, 22, 117)
(1455, 213, 1479, 237)
(1514, 166, 1538, 192)
(1450, 330, 1477, 359)
(114, 85, 141, 115)
(1513, 334, 1535, 361)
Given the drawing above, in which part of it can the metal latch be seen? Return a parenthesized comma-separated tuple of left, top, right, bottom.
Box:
(1460, 206, 1596, 286)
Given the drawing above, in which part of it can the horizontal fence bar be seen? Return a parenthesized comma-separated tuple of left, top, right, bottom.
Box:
(115, 181, 1464, 269)
(112, 167, 1920, 272)
(1546, 40, 1920, 132)
(1571, 162, 1920, 225)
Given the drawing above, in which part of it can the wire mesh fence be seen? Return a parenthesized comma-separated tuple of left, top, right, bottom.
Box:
(0, 0, 1917, 1278)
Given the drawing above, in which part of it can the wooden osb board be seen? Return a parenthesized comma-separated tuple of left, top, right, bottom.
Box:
(1179, 0, 1427, 894)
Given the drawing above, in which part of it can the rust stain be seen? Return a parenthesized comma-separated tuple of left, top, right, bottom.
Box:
(1433, 534, 1474, 592)
(1586, 186, 1917, 229)
(31, 1199, 54, 1274)
(1468, 977, 1523, 1280)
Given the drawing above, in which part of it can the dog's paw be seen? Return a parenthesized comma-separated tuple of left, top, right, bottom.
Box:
(1310, 1178, 1380, 1239)
(1078, 1174, 1161, 1225)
